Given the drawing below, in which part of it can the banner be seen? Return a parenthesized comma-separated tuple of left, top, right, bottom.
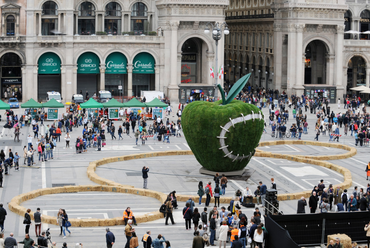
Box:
(88, 108, 99, 118)
(152, 107, 164, 119)
(47, 109, 59, 120)
(108, 108, 119, 119)
(131, 107, 142, 116)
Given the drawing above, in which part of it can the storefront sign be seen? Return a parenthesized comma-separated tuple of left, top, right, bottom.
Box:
(131, 107, 142, 116)
(108, 108, 119, 119)
(38, 52, 61, 74)
(105, 52, 128, 74)
(133, 52, 155, 74)
(152, 108, 164, 119)
(182, 54, 196, 62)
(77, 52, 100, 74)
(47, 109, 59, 120)
(1, 78, 21, 84)
(27, 109, 37, 118)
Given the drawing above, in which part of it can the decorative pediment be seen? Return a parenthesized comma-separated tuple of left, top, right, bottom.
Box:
(1, 3, 21, 15)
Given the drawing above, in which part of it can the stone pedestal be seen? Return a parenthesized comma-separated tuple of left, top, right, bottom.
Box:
(327, 234, 351, 248)
(199, 167, 246, 176)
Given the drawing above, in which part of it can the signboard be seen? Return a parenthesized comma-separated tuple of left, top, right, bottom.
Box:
(1, 78, 22, 84)
(28, 108, 37, 118)
(77, 52, 100, 74)
(38, 52, 61, 74)
(108, 108, 119, 119)
(47, 108, 59, 120)
(152, 107, 164, 119)
(88, 108, 99, 117)
(132, 52, 155, 74)
(131, 107, 142, 116)
(105, 52, 127, 74)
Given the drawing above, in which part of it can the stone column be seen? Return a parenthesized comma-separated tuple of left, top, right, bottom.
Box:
(73, 66, 78, 98)
(61, 66, 66, 99)
(155, 67, 160, 91)
(207, 53, 214, 85)
(21, 67, 26, 99)
(366, 68, 370, 88)
(167, 21, 180, 105)
(352, 67, 357, 88)
(294, 24, 305, 96)
(100, 65, 105, 91)
(58, 13, 61, 32)
(15, 14, 20, 36)
(326, 54, 335, 85)
(342, 67, 348, 94)
(121, 11, 125, 34)
(127, 14, 131, 32)
(273, 23, 283, 90)
(1, 15, 4, 36)
(75, 13, 78, 35)
(261, 66, 266, 89)
(335, 25, 345, 100)
(38, 13, 42, 36)
(127, 65, 133, 97)
(287, 24, 297, 94)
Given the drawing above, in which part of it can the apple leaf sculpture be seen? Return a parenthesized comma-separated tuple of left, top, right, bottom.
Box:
(182, 73, 264, 172)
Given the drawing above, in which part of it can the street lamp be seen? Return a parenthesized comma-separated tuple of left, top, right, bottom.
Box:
(204, 22, 229, 98)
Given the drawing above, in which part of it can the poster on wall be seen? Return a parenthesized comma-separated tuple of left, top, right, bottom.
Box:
(47, 109, 59, 120)
(131, 107, 142, 116)
(88, 109, 99, 118)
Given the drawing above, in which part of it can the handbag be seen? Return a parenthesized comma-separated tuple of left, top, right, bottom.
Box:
(65, 221, 71, 227)
(102, 142, 106, 146)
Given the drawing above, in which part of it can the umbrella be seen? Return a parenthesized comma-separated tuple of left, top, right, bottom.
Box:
(360, 88, 370, 94)
(80, 98, 103, 109)
(42, 98, 64, 108)
(345, 30, 361, 34)
(124, 98, 146, 107)
(103, 98, 125, 108)
(65, 102, 72, 105)
(0, 100, 10, 110)
(21, 98, 42, 108)
(350, 85, 369, 91)
(145, 98, 168, 108)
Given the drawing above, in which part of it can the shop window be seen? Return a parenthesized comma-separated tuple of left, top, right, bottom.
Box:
(360, 10, 370, 40)
(105, 2, 122, 35)
(79, 2, 95, 16)
(344, 10, 352, 39)
(42, 19, 58, 35)
(42, 1, 58, 16)
(6, 15, 15, 36)
(131, 2, 148, 35)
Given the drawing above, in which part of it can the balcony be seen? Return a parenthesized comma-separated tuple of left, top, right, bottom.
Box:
(343, 39, 370, 47)
(0, 36, 26, 44)
(226, 14, 274, 21)
(73, 34, 164, 43)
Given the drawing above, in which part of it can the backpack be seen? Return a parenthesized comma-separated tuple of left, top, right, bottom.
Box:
(342, 193, 347, 203)
(205, 187, 210, 195)
(201, 211, 207, 223)
(77, 142, 80, 147)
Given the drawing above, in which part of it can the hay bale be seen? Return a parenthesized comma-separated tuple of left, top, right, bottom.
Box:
(327, 234, 351, 248)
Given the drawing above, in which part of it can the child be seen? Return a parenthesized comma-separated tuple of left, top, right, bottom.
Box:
(141, 131, 146, 145)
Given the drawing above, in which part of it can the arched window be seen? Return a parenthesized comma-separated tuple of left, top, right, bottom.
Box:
(131, 3, 148, 35)
(6, 15, 15, 36)
(360, 10, 370, 39)
(105, 2, 122, 35)
(42, 1, 58, 35)
(78, 2, 96, 35)
(42, 1, 58, 15)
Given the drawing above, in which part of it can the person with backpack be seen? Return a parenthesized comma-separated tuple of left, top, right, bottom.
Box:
(204, 182, 213, 207)
(341, 189, 348, 211)
(201, 208, 208, 227)
(165, 197, 175, 225)
(197, 181, 204, 205)
(183, 202, 193, 230)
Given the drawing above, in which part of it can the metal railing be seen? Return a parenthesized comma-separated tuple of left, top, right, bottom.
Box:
(264, 199, 283, 215)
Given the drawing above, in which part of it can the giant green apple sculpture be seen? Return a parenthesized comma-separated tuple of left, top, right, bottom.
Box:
(182, 73, 264, 172)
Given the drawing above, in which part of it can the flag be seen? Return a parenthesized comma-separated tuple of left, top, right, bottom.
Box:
(218, 65, 224, 80)
(210, 67, 214, 78)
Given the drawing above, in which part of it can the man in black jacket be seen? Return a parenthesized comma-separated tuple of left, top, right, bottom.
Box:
(142, 231, 152, 248)
(0, 203, 7, 232)
(4, 233, 17, 248)
(297, 197, 307, 214)
(309, 192, 318, 213)
(360, 194, 368, 211)
(209, 214, 216, 246)
(106, 228, 115, 248)
(37, 232, 48, 248)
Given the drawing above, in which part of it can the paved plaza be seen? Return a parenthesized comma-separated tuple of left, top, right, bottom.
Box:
(0, 103, 368, 247)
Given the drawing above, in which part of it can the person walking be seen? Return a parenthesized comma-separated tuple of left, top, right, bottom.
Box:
(24, 209, 31, 235)
(142, 166, 149, 189)
(192, 208, 200, 231)
(218, 221, 228, 248)
(366, 162, 370, 180)
(309, 192, 318, 213)
(124, 220, 134, 248)
(33, 208, 42, 237)
(61, 209, 71, 238)
(129, 232, 139, 248)
(118, 126, 123, 140)
(197, 181, 204, 205)
(0, 203, 7, 232)
(214, 184, 220, 207)
(142, 231, 152, 248)
(220, 174, 228, 195)
(253, 225, 264, 248)
(152, 234, 166, 248)
(183, 203, 193, 230)
(192, 231, 204, 248)
(259, 181, 267, 207)
(209, 214, 216, 246)
(165, 198, 175, 225)
(18, 234, 34, 248)
(134, 130, 140, 145)
(65, 133, 70, 148)
(111, 124, 116, 140)
(4, 233, 17, 248)
(297, 197, 307, 214)
(57, 209, 63, 236)
(205, 182, 213, 207)
(106, 228, 115, 248)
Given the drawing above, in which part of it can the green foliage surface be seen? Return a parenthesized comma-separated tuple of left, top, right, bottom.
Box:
(182, 100, 264, 172)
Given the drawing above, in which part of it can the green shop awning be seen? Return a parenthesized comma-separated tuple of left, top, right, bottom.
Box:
(103, 98, 124, 108)
(77, 52, 100, 74)
(80, 98, 104, 109)
(105, 52, 127, 74)
(38, 52, 61, 74)
(133, 52, 155, 74)
(123, 98, 146, 107)
(145, 98, 168, 108)
(21, 98, 42, 108)
(42, 98, 64, 108)
(0, 100, 10, 110)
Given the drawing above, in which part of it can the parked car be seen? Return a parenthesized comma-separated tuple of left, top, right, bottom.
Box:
(8, 98, 19, 108)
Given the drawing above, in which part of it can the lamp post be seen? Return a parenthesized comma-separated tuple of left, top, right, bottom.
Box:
(204, 22, 229, 100)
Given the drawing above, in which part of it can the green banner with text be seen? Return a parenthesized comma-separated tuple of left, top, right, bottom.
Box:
(109, 108, 119, 119)
(47, 109, 59, 120)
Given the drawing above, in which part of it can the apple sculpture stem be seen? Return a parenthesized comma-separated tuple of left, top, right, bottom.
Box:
(182, 73, 264, 172)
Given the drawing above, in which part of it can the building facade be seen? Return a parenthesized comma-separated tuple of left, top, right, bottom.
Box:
(0, 0, 228, 104)
(225, 0, 370, 102)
